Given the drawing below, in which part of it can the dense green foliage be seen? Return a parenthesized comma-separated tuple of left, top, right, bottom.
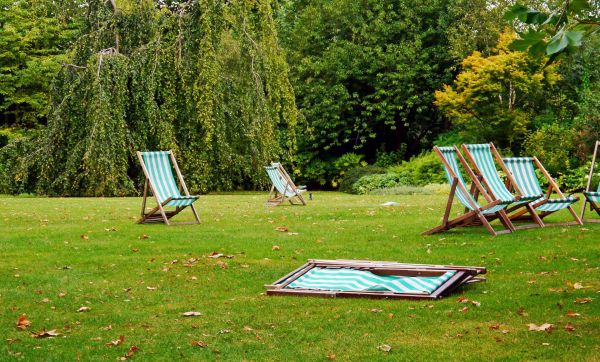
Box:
(1, 0, 298, 196)
(0, 0, 83, 130)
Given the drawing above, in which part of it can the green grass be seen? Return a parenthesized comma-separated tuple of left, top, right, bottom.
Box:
(1, 193, 598, 361)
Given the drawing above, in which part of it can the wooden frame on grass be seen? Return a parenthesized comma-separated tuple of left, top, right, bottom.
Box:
(266, 260, 486, 300)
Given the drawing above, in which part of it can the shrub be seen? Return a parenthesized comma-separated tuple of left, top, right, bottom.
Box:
(387, 151, 445, 186)
(0, 137, 37, 194)
(524, 123, 578, 175)
(339, 165, 386, 193)
(352, 173, 409, 194)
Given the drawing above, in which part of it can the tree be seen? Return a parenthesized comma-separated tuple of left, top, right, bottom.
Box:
(0, 0, 84, 130)
(434, 31, 560, 149)
(505, 0, 600, 64)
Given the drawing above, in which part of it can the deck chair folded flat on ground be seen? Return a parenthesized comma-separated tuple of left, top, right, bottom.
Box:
(266, 260, 486, 300)
(462, 143, 545, 230)
(423, 146, 514, 236)
(503, 157, 581, 225)
(582, 141, 600, 223)
(265, 163, 307, 206)
(137, 151, 200, 225)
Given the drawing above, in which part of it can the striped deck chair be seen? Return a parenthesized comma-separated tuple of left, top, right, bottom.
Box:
(462, 143, 544, 229)
(137, 151, 200, 225)
(582, 141, 600, 223)
(265, 163, 307, 206)
(503, 157, 581, 225)
(423, 146, 514, 236)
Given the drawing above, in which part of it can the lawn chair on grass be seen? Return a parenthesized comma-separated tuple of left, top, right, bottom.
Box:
(265, 163, 306, 206)
(462, 143, 544, 230)
(503, 157, 581, 226)
(423, 146, 515, 236)
(137, 151, 200, 225)
(582, 140, 600, 223)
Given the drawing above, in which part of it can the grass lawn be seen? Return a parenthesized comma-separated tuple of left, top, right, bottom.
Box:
(1, 192, 598, 361)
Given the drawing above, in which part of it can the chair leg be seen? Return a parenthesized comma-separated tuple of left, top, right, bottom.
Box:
(190, 204, 201, 224)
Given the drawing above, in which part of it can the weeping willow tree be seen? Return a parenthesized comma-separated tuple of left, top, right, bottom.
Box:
(36, 0, 297, 196)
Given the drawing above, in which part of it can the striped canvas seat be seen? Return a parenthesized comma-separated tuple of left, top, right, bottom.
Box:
(464, 144, 542, 203)
(583, 190, 600, 202)
(582, 140, 600, 222)
(137, 150, 200, 225)
(287, 267, 456, 295)
(503, 157, 577, 212)
(141, 151, 199, 207)
(265, 163, 306, 206)
(438, 147, 508, 215)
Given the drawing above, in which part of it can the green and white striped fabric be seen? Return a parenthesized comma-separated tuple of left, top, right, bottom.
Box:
(504, 157, 576, 212)
(465, 144, 541, 203)
(287, 267, 456, 295)
(438, 147, 507, 215)
(265, 165, 298, 197)
(141, 151, 198, 207)
(585, 191, 600, 202)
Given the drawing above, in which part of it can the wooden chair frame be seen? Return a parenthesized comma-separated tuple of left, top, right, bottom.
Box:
(461, 143, 544, 230)
(505, 156, 581, 226)
(581, 141, 600, 223)
(266, 163, 306, 206)
(137, 151, 200, 225)
(423, 146, 514, 236)
(266, 259, 486, 300)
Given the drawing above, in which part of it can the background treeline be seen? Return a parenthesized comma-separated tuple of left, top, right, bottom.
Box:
(0, 0, 598, 195)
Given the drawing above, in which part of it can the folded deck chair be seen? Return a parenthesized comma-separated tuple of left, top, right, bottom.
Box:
(423, 146, 514, 236)
(503, 157, 581, 225)
(266, 259, 487, 300)
(137, 151, 200, 225)
(582, 140, 600, 223)
(462, 143, 544, 229)
(265, 163, 307, 206)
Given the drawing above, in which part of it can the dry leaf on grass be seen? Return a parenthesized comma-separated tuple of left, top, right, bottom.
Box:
(527, 323, 553, 332)
(564, 323, 575, 332)
(181, 311, 203, 317)
(377, 344, 392, 352)
(517, 307, 528, 316)
(566, 310, 581, 317)
(271, 245, 280, 251)
(457, 296, 469, 303)
(575, 297, 592, 304)
(131, 248, 140, 253)
(16, 315, 30, 330)
(77, 306, 91, 313)
(106, 335, 125, 347)
(139, 234, 149, 240)
(119, 346, 139, 360)
(274, 226, 289, 232)
(146, 287, 157, 291)
(471, 300, 481, 307)
(369, 308, 383, 313)
(81, 234, 89, 240)
(191, 340, 207, 348)
(31, 329, 60, 338)
(489, 324, 500, 330)
(243, 326, 254, 331)
(326, 354, 336, 359)
(459, 307, 469, 313)
(58, 292, 66, 298)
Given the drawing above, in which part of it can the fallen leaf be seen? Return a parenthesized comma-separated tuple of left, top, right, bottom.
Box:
(146, 287, 157, 291)
(517, 307, 528, 317)
(501, 329, 510, 334)
(369, 308, 383, 313)
(459, 307, 469, 313)
(139, 234, 149, 239)
(219, 329, 231, 334)
(31, 329, 60, 338)
(191, 340, 207, 348)
(387, 313, 394, 319)
(243, 326, 254, 331)
(41, 298, 50, 303)
(77, 306, 91, 313)
(81, 234, 89, 240)
(572, 282, 584, 290)
(106, 335, 125, 347)
(457, 296, 469, 303)
(16, 315, 30, 330)
(119, 346, 139, 360)
(275, 226, 288, 232)
(326, 354, 336, 360)
(207, 252, 223, 258)
(287, 232, 299, 236)
(216, 260, 228, 269)
(271, 245, 280, 251)
(542, 342, 550, 346)
(566, 310, 581, 317)
(471, 300, 481, 307)
(58, 292, 66, 298)
(527, 323, 553, 332)
(489, 324, 500, 330)
(564, 323, 575, 332)
(377, 344, 392, 353)
(575, 297, 592, 304)
(131, 248, 139, 253)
